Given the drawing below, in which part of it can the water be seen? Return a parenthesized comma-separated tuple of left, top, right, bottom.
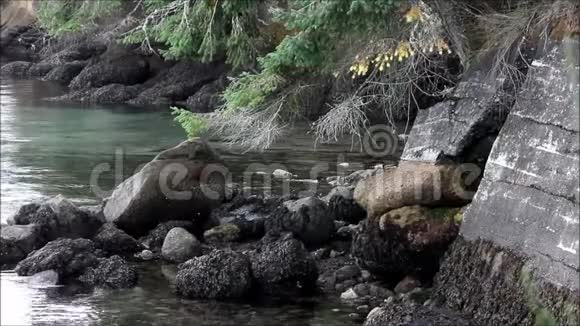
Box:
(1, 79, 389, 223)
(0, 78, 395, 325)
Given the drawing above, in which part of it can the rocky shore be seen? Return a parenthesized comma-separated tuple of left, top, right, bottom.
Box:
(1, 7, 578, 326)
(1, 19, 230, 111)
(1, 137, 473, 325)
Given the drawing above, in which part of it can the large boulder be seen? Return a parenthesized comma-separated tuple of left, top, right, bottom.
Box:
(12, 195, 103, 241)
(43, 42, 107, 65)
(352, 205, 460, 281)
(51, 84, 143, 103)
(78, 255, 138, 289)
(265, 197, 334, 247)
(0, 224, 46, 265)
(354, 162, 473, 218)
(129, 61, 228, 105)
(0, 61, 32, 77)
(92, 223, 142, 256)
(211, 195, 281, 241)
(161, 227, 202, 263)
(175, 249, 252, 299)
(15, 238, 98, 280)
(185, 76, 228, 112)
(69, 45, 149, 90)
(326, 186, 366, 224)
(250, 238, 318, 295)
(103, 139, 226, 236)
(27, 62, 55, 77)
(43, 60, 87, 85)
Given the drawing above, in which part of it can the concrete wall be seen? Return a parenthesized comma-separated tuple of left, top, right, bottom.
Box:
(433, 37, 579, 325)
(461, 37, 579, 291)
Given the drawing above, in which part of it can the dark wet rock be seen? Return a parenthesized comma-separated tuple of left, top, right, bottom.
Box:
(354, 163, 472, 218)
(69, 46, 149, 90)
(203, 224, 241, 243)
(92, 223, 142, 256)
(405, 287, 432, 305)
(103, 139, 225, 236)
(78, 255, 138, 289)
(340, 279, 357, 290)
(335, 224, 357, 240)
(356, 305, 371, 315)
(9, 202, 41, 224)
(211, 195, 281, 241)
(335, 265, 361, 283)
(43, 42, 107, 65)
(395, 275, 421, 294)
(265, 197, 334, 247)
(27, 62, 55, 77)
(250, 239, 318, 296)
(139, 220, 195, 251)
(53, 83, 143, 103)
(176, 249, 252, 299)
(312, 247, 331, 260)
(29, 270, 59, 286)
(13, 195, 103, 241)
(327, 186, 366, 224)
(130, 61, 228, 105)
(0, 61, 32, 76)
(161, 227, 202, 263)
(43, 61, 87, 85)
(1, 21, 42, 62)
(434, 238, 579, 326)
(352, 205, 460, 281)
(0, 224, 46, 264)
(184, 76, 228, 112)
(79, 205, 105, 222)
(364, 299, 475, 326)
(353, 283, 370, 297)
(316, 271, 336, 292)
(15, 238, 98, 280)
(368, 283, 393, 299)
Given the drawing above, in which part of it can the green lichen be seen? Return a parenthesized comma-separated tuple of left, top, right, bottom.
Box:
(426, 207, 461, 222)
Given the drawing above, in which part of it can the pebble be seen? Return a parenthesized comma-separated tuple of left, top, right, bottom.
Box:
(394, 275, 421, 294)
(348, 313, 361, 320)
(340, 288, 358, 300)
(272, 169, 294, 179)
(361, 270, 373, 282)
(356, 305, 370, 314)
(137, 249, 154, 261)
(312, 247, 331, 260)
(329, 250, 343, 258)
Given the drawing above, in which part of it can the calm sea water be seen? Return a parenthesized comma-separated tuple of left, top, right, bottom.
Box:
(0, 78, 395, 325)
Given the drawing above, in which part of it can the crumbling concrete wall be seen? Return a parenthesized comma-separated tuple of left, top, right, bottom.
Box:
(434, 37, 579, 325)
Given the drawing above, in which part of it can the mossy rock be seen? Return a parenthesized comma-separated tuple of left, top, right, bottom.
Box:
(379, 206, 461, 229)
(203, 224, 241, 243)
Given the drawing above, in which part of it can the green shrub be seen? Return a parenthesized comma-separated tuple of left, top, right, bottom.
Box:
(171, 107, 208, 139)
